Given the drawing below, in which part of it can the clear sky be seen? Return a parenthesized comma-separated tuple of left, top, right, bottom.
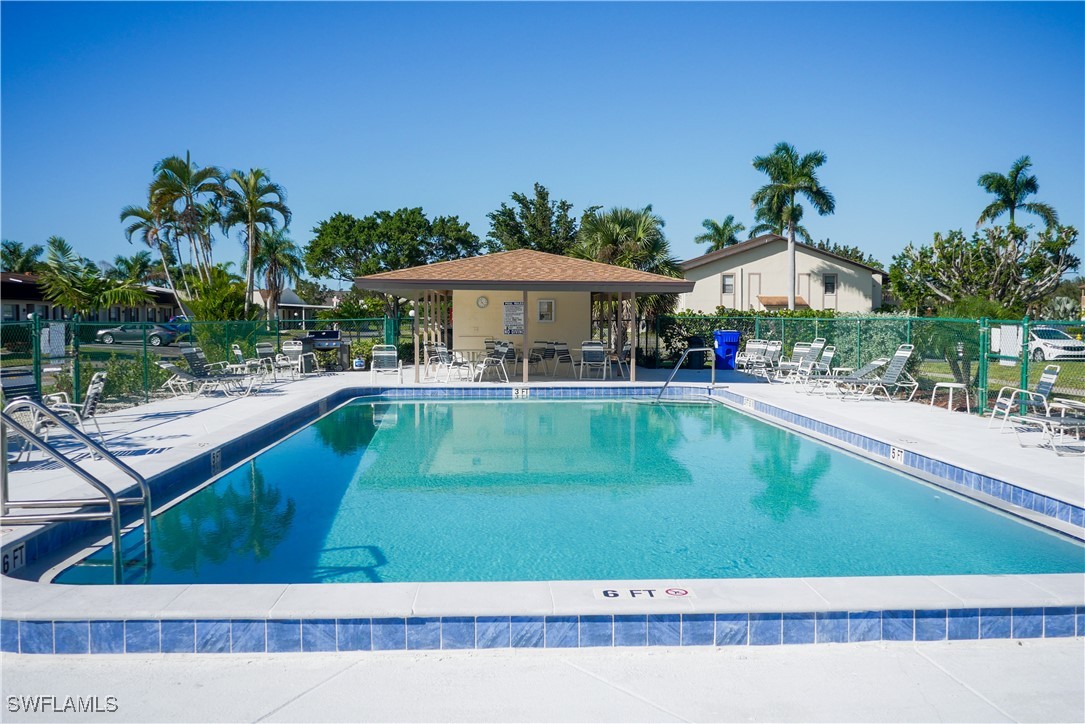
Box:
(3, 1, 1083, 288)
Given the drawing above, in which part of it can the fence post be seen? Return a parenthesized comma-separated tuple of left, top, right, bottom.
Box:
(754, 317, 760, 340)
(906, 317, 912, 346)
(855, 319, 862, 368)
(1019, 316, 1030, 392)
(72, 314, 82, 405)
(654, 316, 660, 365)
(30, 313, 42, 392)
(977, 318, 989, 414)
(275, 318, 281, 351)
(142, 324, 149, 403)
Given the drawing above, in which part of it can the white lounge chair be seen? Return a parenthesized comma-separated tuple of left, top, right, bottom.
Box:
(989, 364, 1060, 430)
(736, 339, 767, 370)
(370, 344, 403, 384)
(474, 342, 511, 383)
(846, 345, 918, 401)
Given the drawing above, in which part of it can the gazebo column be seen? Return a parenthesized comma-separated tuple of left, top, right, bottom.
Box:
(628, 291, 636, 383)
(522, 290, 529, 384)
(413, 293, 421, 384)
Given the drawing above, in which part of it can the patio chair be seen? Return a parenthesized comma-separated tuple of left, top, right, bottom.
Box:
(846, 344, 918, 402)
(535, 341, 556, 375)
(475, 342, 511, 383)
(230, 343, 271, 376)
(157, 361, 258, 397)
(370, 344, 403, 384)
(552, 342, 575, 377)
(776, 338, 825, 382)
(797, 345, 837, 391)
(282, 340, 320, 376)
(47, 371, 107, 440)
(736, 340, 767, 370)
(2, 367, 82, 460)
(988, 364, 1060, 431)
(433, 344, 473, 382)
(578, 342, 608, 380)
(748, 340, 783, 379)
(1009, 412, 1085, 456)
(826, 357, 890, 398)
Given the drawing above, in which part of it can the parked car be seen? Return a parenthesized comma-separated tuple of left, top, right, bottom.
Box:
(163, 315, 191, 334)
(96, 324, 178, 347)
(1029, 326, 1085, 361)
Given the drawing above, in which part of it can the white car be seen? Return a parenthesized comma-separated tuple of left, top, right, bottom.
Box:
(1029, 326, 1085, 362)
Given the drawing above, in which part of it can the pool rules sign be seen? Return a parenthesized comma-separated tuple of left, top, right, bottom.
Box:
(593, 587, 695, 600)
(503, 301, 524, 335)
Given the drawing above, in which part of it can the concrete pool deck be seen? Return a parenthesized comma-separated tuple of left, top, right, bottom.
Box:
(1, 367, 1082, 651)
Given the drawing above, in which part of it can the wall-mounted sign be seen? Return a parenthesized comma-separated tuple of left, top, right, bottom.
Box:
(503, 301, 524, 335)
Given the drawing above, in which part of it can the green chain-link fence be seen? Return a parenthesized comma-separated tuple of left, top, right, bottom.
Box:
(3, 313, 1082, 413)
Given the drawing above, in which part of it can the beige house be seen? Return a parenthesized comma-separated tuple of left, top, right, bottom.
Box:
(678, 234, 885, 313)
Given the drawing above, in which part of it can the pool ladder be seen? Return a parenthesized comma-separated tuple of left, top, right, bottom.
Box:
(655, 346, 719, 403)
(1, 399, 152, 584)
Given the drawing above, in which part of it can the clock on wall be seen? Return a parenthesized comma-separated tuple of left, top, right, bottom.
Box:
(476, 295, 489, 308)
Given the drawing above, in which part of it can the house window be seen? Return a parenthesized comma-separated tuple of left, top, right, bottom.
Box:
(2, 304, 17, 322)
(721, 274, 735, 295)
(537, 299, 555, 323)
(823, 274, 838, 295)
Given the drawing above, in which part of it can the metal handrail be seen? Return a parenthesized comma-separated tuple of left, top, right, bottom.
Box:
(656, 347, 717, 402)
(2, 399, 154, 584)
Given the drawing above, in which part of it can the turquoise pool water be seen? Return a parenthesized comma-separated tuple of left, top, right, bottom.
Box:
(56, 398, 1084, 584)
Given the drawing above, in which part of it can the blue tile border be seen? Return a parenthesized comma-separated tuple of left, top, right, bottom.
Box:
(5, 607, 1080, 653)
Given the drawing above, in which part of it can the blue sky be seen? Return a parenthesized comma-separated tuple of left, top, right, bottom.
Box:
(2, 1, 1082, 287)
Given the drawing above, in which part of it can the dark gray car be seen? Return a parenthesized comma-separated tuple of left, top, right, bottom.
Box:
(96, 324, 178, 347)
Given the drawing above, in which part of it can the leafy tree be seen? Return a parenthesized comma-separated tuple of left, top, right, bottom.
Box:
(977, 156, 1058, 230)
(221, 168, 291, 316)
(120, 199, 186, 304)
(889, 225, 1080, 314)
(574, 205, 683, 351)
(103, 251, 156, 283)
(250, 228, 304, 321)
(694, 215, 745, 251)
(813, 239, 884, 270)
(37, 237, 152, 315)
(317, 288, 385, 320)
(485, 183, 585, 255)
(1, 240, 44, 273)
(305, 208, 480, 315)
(293, 278, 331, 306)
(186, 264, 253, 321)
(150, 152, 224, 284)
(751, 142, 836, 309)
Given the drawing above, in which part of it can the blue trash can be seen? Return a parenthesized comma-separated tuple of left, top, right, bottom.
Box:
(713, 330, 741, 370)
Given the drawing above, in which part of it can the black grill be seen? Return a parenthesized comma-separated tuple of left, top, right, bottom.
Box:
(306, 329, 343, 350)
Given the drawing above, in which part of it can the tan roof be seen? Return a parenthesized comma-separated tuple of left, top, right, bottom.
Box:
(355, 249, 693, 294)
(682, 234, 885, 277)
(758, 295, 810, 309)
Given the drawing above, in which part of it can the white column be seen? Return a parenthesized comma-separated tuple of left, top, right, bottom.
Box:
(522, 289, 529, 384)
(629, 292, 636, 383)
(413, 294, 420, 384)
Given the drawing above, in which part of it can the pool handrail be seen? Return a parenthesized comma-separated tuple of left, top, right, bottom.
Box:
(656, 346, 717, 402)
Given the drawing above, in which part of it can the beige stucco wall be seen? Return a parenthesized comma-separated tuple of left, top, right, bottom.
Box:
(679, 239, 882, 313)
(451, 290, 592, 351)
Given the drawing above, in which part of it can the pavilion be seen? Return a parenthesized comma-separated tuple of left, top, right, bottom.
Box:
(354, 249, 694, 383)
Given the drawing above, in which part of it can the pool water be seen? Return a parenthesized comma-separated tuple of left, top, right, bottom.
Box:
(55, 398, 1085, 584)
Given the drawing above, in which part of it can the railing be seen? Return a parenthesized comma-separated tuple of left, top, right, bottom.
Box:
(655, 347, 717, 402)
(1, 399, 153, 584)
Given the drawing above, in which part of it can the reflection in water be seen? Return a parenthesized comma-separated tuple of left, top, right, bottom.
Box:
(749, 426, 830, 521)
(154, 461, 296, 573)
(313, 403, 379, 457)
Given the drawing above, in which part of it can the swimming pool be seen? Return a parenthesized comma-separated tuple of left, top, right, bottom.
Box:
(54, 397, 1084, 585)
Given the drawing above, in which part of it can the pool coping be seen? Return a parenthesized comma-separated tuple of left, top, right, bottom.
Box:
(3, 382, 1083, 653)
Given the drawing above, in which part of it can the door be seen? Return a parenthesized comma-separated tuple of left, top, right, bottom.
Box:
(747, 273, 761, 310)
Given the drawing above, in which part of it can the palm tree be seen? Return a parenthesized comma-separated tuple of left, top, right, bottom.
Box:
(747, 204, 813, 243)
(38, 237, 151, 316)
(976, 156, 1059, 229)
(251, 228, 304, 321)
(120, 201, 186, 304)
(221, 169, 291, 316)
(751, 142, 836, 309)
(1, 240, 44, 273)
(694, 215, 746, 251)
(149, 152, 224, 284)
(105, 251, 156, 283)
(574, 206, 683, 348)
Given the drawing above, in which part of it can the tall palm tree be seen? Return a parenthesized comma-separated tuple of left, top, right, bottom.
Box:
(747, 203, 812, 243)
(149, 152, 224, 284)
(120, 201, 186, 304)
(1, 240, 44, 273)
(250, 228, 304, 320)
(751, 142, 835, 309)
(38, 237, 151, 316)
(574, 206, 683, 348)
(221, 168, 291, 315)
(105, 251, 156, 283)
(694, 215, 746, 251)
(976, 156, 1059, 229)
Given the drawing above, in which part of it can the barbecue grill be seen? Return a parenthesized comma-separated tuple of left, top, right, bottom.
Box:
(302, 329, 350, 371)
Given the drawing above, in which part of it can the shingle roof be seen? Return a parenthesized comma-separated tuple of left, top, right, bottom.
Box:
(355, 249, 693, 294)
(682, 234, 885, 277)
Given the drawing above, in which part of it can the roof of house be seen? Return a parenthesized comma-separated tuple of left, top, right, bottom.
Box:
(757, 295, 810, 309)
(681, 234, 886, 277)
(1, 272, 178, 306)
(354, 249, 694, 294)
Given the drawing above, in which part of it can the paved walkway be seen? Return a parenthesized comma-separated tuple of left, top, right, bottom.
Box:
(3, 639, 1083, 722)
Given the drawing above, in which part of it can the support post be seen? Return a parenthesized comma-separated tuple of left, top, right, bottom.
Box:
(522, 290, 529, 384)
(30, 313, 42, 393)
(629, 292, 636, 383)
(72, 314, 82, 405)
(977, 317, 989, 414)
(142, 324, 149, 403)
(1019, 315, 1030, 393)
(413, 295, 420, 384)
